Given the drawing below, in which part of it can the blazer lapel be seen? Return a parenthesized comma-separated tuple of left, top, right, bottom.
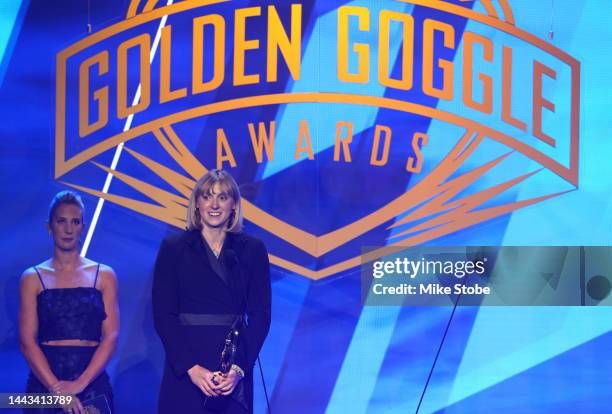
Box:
(205, 243, 229, 286)
(185, 230, 229, 287)
(221, 233, 248, 306)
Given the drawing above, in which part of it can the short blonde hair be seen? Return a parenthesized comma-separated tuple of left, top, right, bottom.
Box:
(186, 169, 243, 232)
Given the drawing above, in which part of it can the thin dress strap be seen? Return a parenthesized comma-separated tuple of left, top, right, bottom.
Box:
(93, 263, 101, 288)
(33, 267, 46, 290)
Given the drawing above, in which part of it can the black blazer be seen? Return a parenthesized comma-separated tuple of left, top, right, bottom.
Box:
(152, 229, 271, 412)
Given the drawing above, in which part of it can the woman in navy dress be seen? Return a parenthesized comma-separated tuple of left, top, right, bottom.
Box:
(153, 169, 271, 413)
(19, 191, 119, 413)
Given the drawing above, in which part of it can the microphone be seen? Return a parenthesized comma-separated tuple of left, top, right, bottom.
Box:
(223, 247, 273, 414)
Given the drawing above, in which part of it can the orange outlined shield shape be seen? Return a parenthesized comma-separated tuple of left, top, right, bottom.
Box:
(56, 0, 580, 279)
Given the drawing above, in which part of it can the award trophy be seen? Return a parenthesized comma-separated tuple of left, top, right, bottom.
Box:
(204, 319, 245, 412)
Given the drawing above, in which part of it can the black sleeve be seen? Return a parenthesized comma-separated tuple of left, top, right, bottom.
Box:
(152, 237, 197, 377)
(236, 239, 271, 372)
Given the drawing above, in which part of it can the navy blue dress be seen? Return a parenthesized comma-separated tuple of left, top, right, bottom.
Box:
(24, 265, 113, 413)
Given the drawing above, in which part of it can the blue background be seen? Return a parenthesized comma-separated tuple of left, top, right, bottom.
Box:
(1, 1, 611, 413)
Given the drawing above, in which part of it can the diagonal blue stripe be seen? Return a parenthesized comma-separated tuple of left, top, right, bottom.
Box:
(327, 2, 475, 412)
(0, 0, 28, 87)
(439, 328, 612, 413)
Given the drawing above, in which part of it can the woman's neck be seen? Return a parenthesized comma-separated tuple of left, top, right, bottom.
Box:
(201, 226, 226, 249)
(51, 248, 83, 271)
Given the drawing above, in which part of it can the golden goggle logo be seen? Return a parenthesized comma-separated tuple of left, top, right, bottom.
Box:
(56, 0, 580, 279)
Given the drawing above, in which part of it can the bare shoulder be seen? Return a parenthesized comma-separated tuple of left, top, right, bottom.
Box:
(20, 267, 37, 282)
(20, 267, 42, 294)
(96, 263, 118, 291)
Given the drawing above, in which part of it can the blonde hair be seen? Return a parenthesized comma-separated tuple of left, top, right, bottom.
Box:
(186, 169, 243, 232)
(48, 190, 85, 223)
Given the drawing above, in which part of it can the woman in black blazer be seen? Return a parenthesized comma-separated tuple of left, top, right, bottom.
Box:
(153, 169, 271, 413)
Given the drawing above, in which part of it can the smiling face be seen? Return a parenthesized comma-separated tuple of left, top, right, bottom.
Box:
(196, 182, 236, 230)
(48, 203, 84, 251)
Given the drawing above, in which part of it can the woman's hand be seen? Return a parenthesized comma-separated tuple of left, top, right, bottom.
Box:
(213, 369, 242, 396)
(50, 379, 86, 396)
(61, 396, 85, 414)
(187, 365, 220, 397)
